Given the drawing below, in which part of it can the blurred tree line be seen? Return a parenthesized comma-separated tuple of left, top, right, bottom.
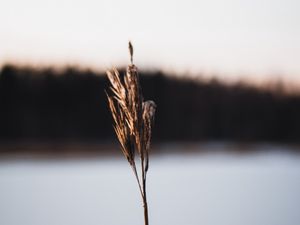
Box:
(0, 64, 299, 143)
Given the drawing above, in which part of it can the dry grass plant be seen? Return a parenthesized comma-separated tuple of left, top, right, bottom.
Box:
(106, 42, 156, 225)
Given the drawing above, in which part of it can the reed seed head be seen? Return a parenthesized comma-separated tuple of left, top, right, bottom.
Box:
(105, 41, 154, 225)
(106, 42, 156, 170)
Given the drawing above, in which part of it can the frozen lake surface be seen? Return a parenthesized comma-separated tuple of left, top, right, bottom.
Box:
(0, 146, 300, 225)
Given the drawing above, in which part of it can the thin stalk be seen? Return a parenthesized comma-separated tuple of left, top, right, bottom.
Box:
(131, 164, 144, 198)
(142, 177, 149, 225)
(141, 156, 149, 225)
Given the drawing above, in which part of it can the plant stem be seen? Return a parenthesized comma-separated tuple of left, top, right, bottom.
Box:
(131, 165, 144, 198)
(143, 195, 149, 225)
(142, 177, 149, 225)
(141, 158, 149, 225)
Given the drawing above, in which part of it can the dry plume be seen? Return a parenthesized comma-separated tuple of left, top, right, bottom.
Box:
(106, 41, 156, 225)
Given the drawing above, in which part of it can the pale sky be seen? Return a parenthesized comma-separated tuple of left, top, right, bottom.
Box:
(1, 0, 300, 83)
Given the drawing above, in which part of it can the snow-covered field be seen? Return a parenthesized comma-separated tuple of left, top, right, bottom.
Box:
(0, 144, 300, 225)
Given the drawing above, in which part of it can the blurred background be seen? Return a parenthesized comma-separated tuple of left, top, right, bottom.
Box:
(0, 0, 300, 225)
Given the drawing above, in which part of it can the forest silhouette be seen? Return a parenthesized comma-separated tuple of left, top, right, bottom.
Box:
(0, 64, 299, 144)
